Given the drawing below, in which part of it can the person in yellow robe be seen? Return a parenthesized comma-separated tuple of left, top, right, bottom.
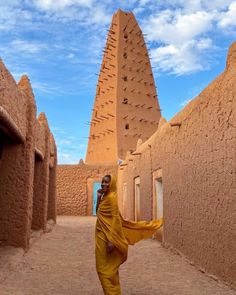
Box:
(95, 174, 163, 295)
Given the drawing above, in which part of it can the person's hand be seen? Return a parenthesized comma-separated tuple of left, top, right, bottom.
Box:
(106, 241, 115, 254)
(97, 189, 103, 199)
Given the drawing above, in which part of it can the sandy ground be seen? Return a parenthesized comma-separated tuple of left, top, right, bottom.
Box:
(0, 216, 235, 295)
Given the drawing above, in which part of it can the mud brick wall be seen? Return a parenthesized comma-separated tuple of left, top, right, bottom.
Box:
(57, 163, 117, 215)
(117, 42, 236, 288)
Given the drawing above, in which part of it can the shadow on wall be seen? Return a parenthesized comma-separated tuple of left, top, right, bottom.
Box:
(0, 60, 57, 250)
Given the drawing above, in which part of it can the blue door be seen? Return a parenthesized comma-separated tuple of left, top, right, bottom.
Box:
(93, 182, 101, 215)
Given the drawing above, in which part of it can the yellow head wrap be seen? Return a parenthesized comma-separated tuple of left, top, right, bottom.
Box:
(108, 175, 117, 193)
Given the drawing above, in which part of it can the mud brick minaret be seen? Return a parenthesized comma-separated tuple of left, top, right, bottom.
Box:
(86, 9, 161, 164)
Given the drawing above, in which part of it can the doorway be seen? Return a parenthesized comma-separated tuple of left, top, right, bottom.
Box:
(93, 181, 101, 215)
(155, 178, 163, 220)
(153, 169, 163, 241)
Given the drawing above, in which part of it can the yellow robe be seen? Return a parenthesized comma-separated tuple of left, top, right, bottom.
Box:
(95, 176, 163, 295)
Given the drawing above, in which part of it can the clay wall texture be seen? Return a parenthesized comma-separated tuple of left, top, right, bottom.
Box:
(0, 62, 27, 142)
(0, 60, 57, 249)
(32, 113, 51, 231)
(117, 43, 236, 288)
(57, 163, 117, 215)
(86, 10, 161, 164)
(35, 119, 45, 157)
(47, 134, 57, 222)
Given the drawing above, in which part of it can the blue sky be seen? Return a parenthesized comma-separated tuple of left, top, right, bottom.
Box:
(0, 0, 236, 164)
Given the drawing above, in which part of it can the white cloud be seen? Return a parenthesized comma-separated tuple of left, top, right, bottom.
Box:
(32, 0, 110, 26)
(139, 0, 152, 4)
(0, 2, 32, 32)
(153, 0, 235, 12)
(31, 79, 66, 96)
(137, 0, 236, 75)
(117, 0, 138, 7)
(11, 39, 48, 54)
(88, 6, 111, 25)
(160, 0, 202, 13)
(34, 0, 93, 10)
(196, 38, 213, 50)
(133, 7, 145, 14)
(146, 9, 214, 75)
(144, 10, 213, 45)
(150, 39, 212, 75)
(1, 0, 235, 82)
(217, 1, 236, 28)
(203, 0, 235, 11)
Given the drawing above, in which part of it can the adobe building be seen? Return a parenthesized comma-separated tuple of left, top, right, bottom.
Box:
(86, 9, 161, 164)
(117, 42, 236, 289)
(0, 60, 57, 250)
(57, 10, 161, 215)
(57, 9, 235, 289)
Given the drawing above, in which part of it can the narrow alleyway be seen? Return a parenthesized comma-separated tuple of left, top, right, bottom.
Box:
(0, 216, 235, 295)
